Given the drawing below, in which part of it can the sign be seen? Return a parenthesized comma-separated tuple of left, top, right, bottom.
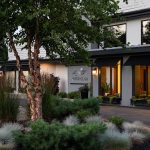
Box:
(69, 66, 91, 84)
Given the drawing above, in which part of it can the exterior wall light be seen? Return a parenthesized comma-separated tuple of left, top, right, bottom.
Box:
(92, 68, 97, 75)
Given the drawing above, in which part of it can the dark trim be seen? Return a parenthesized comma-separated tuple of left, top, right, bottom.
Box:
(110, 67, 112, 95)
(141, 19, 150, 45)
(90, 45, 150, 58)
(132, 66, 135, 96)
(98, 67, 100, 96)
(146, 66, 148, 96)
(70, 83, 86, 85)
(119, 8, 150, 21)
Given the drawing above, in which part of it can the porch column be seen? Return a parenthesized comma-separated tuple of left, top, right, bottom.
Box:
(15, 71, 19, 93)
(121, 57, 132, 106)
(92, 68, 99, 97)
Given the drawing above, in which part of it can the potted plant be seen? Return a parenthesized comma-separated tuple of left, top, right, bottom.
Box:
(79, 84, 89, 99)
(130, 95, 147, 106)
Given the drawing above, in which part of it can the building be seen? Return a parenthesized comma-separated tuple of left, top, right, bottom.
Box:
(1, 0, 150, 106)
(91, 0, 150, 106)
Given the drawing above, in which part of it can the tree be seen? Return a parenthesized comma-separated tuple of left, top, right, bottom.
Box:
(0, 0, 123, 121)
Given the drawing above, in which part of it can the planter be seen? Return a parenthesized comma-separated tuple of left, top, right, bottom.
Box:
(102, 96, 110, 104)
(130, 98, 148, 106)
(80, 91, 88, 99)
(111, 97, 122, 104)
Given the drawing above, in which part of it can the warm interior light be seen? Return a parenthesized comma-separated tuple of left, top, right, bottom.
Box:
(117, 61, 121, 94)
(92, 68, 97, 75)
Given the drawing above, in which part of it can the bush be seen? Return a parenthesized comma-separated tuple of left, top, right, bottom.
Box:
(57, 92, 68, 98)
(15, 120, 106, 150)
(41, 73, 59, 95)
(97, 96, 103, 103)
(101, 129, 132, 150)
(0, 92, 19, 123)
(42, 95, 100, 122)
(76, 109, 93, 122)
(0, 123, 22, 150)
(67, 91, 80, 99)
(74, 98, 100, 113)
(108, 116, 124, 128)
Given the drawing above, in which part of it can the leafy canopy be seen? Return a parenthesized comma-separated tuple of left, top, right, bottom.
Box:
(0, 0, 121, 63)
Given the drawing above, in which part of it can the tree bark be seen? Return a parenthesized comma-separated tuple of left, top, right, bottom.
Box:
(31, 17, 43, 119)
(7, 32, 37, 121)
(33, 32, 42, 119)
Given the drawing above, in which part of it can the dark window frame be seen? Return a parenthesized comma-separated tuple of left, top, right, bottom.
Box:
(133, 65, 149, 97)
(141, 19, 150, 45)
(104, 23, 127, 48)
(91, 23, 127, 49)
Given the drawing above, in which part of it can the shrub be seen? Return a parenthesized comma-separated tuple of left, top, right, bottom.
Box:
(74, 98, 100, 113)
(101, 129, 132, 150)
(67, 91, 80, 99)
(15, 120, 106, 150)
(42, 96, 100, 121)
(63, 115, 79, 126)
(0, 123, 22, 150)
(147, 99, 150, 106)
(108, 116, 124, 128)
(0, 92, 19, 123)
(41, 73, 59, 95)
(85, 115, 101, 123)
(123, 121, 150, 135)
(76, 109, 93, 122)
(57, 92, 68, 98)
(97, 96, 103, 103)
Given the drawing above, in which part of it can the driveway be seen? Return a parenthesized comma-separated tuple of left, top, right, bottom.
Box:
(100, 105, 150, 125)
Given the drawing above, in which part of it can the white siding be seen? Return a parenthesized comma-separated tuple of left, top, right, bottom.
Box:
(8, 45, 46, 61)
(92, 71, 99, 97)
(40, 63, 68, 93)
(119, 0, 150, 13)
(126, 19, 141, 45)
(56, 65, 68, 93)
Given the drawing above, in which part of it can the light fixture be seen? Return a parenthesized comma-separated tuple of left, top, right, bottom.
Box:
(92, 67, 97, 75)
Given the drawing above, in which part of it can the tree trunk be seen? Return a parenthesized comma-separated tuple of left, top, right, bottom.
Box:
(7, 32, 37, 121)
(33, 32, 42, 119)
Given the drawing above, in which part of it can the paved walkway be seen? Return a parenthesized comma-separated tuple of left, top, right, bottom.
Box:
(100, 105, 150, 125)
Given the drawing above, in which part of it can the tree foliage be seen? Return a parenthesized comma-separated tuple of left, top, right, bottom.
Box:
(0, 0, 125, 120)
(0, 0, 121, 62)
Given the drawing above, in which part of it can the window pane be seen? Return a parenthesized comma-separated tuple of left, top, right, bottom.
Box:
(135, 65, 147, 97)
(5, 71, 16, 90)
(104, 24, 126, 48)
(148, 66, 150, 96)
(100, 62, 121, 96)
(100, 67, 110, 96)
(142, 20, 150, 44)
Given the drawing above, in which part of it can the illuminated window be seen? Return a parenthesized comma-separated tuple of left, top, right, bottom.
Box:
(99, 61, 121, 96)
(134, 65, 150, 97)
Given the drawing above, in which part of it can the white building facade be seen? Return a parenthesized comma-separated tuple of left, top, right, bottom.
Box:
(1, 0, 150, 106)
